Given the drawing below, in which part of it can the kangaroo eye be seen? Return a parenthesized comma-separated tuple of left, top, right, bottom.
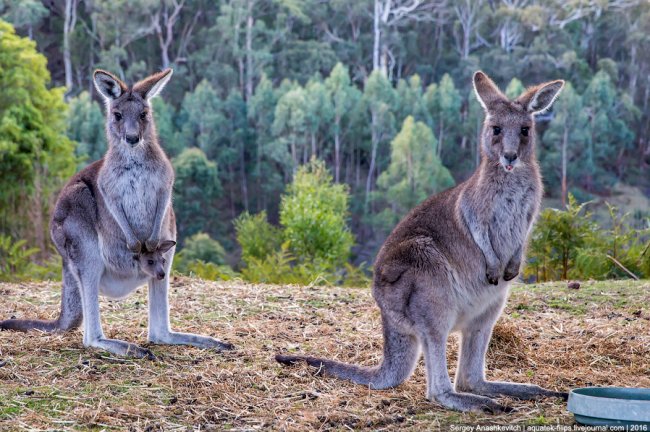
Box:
(113, 112, 122, 121)
(521, 127, 529, 136)
(148, 260, 154, 265)
(140, 112, 147, 120)
(493, 126, 501, 136)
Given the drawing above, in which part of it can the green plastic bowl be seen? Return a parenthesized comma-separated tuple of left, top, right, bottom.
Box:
(567, 387, 650, 426)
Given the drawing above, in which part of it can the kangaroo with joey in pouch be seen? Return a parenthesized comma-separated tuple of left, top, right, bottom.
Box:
(0, 69, 232, 358)
(276, 71, 567, 413)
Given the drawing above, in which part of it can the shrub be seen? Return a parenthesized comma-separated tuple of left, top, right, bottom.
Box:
(234, 211, 282, 265)
(0, 235, 59, 281)
(174, 232, 234, 280)
(279, 159, 354, 269)
(526, 195, 650, 281)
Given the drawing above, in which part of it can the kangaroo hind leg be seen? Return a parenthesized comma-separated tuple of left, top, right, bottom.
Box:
(0, 262, 82, 332)
(454, 303, 567, 401)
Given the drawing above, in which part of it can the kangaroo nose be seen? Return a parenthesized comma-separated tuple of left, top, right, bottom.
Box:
(504, 152, 518, 163)
(126, 134, 140, 145)
(157, 272, 165, 280)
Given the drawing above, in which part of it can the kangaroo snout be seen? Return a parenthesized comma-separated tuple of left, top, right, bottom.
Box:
(157, 271, 165, 280)
(126, 134, 140, 145)
(504, 152, 517, 163)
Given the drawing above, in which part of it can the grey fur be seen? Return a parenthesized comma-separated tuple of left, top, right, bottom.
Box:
(276, 71, 567, 413)
(0, 69, 233, 357)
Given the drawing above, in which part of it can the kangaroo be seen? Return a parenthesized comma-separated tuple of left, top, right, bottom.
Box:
(0, 69, 232, 358)
(276, 71, 566, 413)
(134, 241, 177, 281)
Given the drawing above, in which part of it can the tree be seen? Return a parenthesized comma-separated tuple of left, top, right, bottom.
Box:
(581, 70, 635, 192)
(363, 70, 396, 212)
(178, 80, 225, 159)
(541, 82, 589, 206)
(0, 0, 48, 39)
(280, 159, 354, 268)
(303, 78, 333, 161)
(152, 98, 181, 157)
(373, 0, 442, 77)
(272, 85, 308, 171)
(424, 73, 461, 161)
(324, 63, 360, 182)
(376, 116, 454, 227)
(0, 20, 76, 254)
(172, 148, 222, 244)
(248, 73, 286, 211)
(67, 91, 106, 166)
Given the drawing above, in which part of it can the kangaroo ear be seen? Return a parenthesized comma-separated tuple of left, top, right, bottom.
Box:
(158, 240, 176, 253)
(133, 69, 173, 100)
(517, 80, 565, 114)
(472, 71, 506, 111)
(93, 70, 127, 101)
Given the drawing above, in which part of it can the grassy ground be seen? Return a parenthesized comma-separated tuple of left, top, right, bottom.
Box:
(0, 278, 648, 431)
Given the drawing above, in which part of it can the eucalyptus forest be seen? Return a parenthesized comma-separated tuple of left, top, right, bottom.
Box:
(1, 0, 649, 283)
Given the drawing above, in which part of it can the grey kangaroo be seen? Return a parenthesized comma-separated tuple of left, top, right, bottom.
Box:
(276, 71, 566, 412)
(0, 69, 232, 358)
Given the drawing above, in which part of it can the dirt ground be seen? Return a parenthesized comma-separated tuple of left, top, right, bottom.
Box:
(0, 278, 648, 431)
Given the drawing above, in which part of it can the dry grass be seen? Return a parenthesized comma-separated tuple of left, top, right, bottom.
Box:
(0, 278, 649, 431)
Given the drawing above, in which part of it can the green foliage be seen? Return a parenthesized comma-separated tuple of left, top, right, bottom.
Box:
(174, 232, 236, 281)
(179, 260, 238, 282)
(176, 232, 226, 267)
(0, 20, 76, 250)
(0, 235, 58, 281)
(280, 159, 354, 268)
(526, 195, 650, 281)
(234, 211, 282, 264)
(526, 195, 596, 281)
(178, 80, 226, 160)
(67, 91, 106, 166)
(172, 148, 222, 244)
(6, 2, 650, 284)
(376, 116, 454, 229)
(235, 161, 368, 286)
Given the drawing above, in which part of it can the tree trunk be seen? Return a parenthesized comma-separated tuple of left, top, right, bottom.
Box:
(561, 125, 568, 207)
(240, 141, 249, 211)
(365, 110, 379, 212)
(437, 118, 444, 158)
(63, 0, 77, 97)
(334, 117, 341, 182)
(373, 0, 381, 72)
(245, 0, 254, 101)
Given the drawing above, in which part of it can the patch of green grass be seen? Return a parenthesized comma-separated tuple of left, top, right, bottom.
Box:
(511, 280, 650, 316)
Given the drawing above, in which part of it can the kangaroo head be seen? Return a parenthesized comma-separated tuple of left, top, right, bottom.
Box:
(133, 240, 176, 280)
(473, 71, 564, 173)
(93, 69, 173, 148)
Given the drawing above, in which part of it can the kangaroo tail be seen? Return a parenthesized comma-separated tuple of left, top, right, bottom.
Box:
(0, 318, 62, 332)
(275, 327, 420, 390)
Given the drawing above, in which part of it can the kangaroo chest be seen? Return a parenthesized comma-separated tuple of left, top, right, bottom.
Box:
(488, 181, 540, 262)
(98, 156, 168, 241)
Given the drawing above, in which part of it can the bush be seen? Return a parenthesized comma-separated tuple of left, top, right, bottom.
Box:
(526, 195, 650, 281)
(174, 232, 234, 280)
(280, 159, 354, 269)
(0, 235, 59, 281)
(234, 211, 282, 265)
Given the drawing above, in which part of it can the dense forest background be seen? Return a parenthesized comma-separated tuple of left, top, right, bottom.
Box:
(1, 0, 650, 278)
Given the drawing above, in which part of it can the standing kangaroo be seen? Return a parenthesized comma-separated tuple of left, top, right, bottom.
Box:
(276, 71, 566, 412)
(0, 69, 232, 358)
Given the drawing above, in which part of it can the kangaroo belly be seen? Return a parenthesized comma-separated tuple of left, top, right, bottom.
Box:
(100, 271, 148, 300)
